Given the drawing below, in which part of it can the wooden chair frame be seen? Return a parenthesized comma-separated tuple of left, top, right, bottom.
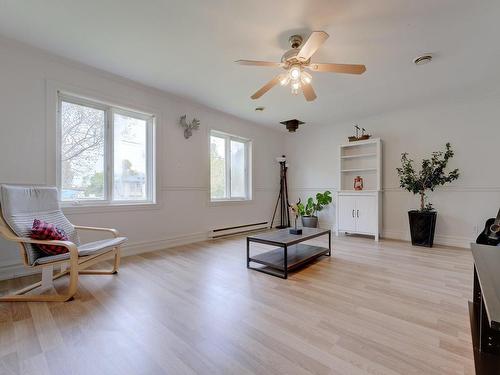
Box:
(0, 223, 121, 302)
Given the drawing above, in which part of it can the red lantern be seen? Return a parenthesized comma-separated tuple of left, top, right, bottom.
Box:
(354, 176, 363, 191)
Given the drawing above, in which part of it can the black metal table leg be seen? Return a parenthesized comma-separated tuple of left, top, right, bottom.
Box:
(246, 238, 250, 268)
(328, 230, 331, 256)
(283, 244, 288, 279)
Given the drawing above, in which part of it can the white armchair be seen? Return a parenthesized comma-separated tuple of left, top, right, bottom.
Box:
(0, 185, 126, 302)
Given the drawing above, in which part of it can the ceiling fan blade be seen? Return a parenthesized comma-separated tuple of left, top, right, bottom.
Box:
(251, 75, 281, 99)
(235, 59, 283, 67)
(302, 83, 317, 102)
(307, 63, 366, 74)
(297, 31, 329, 61)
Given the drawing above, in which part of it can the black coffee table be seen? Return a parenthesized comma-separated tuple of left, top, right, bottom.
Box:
(246, 228, 331, 279)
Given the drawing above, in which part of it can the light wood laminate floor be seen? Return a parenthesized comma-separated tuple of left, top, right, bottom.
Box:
(0, 234, 474, 375)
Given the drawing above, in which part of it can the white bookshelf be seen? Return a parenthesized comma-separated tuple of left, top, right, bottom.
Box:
(338, 138, 382, 191)
(336, 138, 382, 241)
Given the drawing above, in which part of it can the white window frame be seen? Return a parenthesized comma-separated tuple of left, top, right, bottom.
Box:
(209, 129, 252, 202)
(57, 93, 156, 206)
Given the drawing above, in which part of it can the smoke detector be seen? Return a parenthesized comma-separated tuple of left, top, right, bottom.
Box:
(413, 54, 433, 65)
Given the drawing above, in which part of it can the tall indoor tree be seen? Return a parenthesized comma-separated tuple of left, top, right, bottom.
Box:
(396, 142, 459, 211)
(396, 143, 459, 246)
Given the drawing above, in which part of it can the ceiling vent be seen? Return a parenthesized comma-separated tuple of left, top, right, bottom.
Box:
(413, 54, 433, 65)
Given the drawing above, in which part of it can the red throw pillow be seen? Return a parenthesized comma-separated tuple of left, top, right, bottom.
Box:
(30, 219, 69, 256)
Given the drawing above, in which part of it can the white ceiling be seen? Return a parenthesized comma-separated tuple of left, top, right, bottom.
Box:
(0, 0, 499, 128)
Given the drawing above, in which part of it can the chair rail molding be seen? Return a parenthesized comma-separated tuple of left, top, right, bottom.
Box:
(290, 186, 500, 193)
(383, 185, 500, 193)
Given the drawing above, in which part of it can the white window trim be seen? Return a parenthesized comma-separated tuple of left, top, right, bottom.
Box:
(209, 129, 252, 203)
(55, 92, 157, 208)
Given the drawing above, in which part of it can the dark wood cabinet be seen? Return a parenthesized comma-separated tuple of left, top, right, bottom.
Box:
(470, 243, 500, 374)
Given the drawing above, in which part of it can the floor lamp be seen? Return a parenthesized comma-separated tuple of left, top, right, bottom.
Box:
(270, 155, 290, 229)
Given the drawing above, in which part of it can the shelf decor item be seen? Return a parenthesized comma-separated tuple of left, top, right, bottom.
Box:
(396, 142, 460, 247)
(348, 124, 372, 142)
(354, 176, 363, 191)
(288, 199, 302, 235)
(297, 191, 332, 228)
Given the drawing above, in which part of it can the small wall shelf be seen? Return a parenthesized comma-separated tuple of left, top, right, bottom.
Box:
(340, 153, 377, 159)
(341, 168, 377, 173)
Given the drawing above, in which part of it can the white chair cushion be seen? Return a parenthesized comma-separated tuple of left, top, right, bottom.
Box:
(78, 237, 127, 255)
(34, 236, 127, 265)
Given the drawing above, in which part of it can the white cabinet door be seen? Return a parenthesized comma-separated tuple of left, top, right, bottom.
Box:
(355, 195, 377, 234)
(338, 195, 357, 232)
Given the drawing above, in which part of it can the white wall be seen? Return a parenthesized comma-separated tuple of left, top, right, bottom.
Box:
(1, 35, 497, 283)
(0, 37, 285, 279)
(285, 91, 500, 248)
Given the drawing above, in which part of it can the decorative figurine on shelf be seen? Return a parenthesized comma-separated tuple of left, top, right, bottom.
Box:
(359, 127, 370, 140)
(289, 199, 303, 235)
(354, 176, 364, 191)
(348, 124, 372, 142)
(348, 124, 360, 142)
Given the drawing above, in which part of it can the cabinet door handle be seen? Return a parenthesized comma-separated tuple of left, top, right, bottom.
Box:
(352, 209, 355, 218)
(357, 210, 359, 218)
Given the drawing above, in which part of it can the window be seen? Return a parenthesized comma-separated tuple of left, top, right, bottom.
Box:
(210, 130, 251, 201)
(58, 94, 155, 204)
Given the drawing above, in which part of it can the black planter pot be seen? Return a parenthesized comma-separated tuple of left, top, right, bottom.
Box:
(408, 210, 437, 247)
(301, 216, 318, 228)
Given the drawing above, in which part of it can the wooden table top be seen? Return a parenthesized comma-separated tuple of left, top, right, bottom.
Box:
(247, 227, 330, 246)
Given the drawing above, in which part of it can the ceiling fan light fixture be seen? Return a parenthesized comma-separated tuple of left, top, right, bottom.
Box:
(291, 80, 301, 94)
(301, 71, 312, 84)
(289, 65, 301, 80)
(237, 30, 366, 102)
(279, 74, 290, 86)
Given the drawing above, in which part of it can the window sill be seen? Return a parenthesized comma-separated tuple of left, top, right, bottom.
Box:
(61, 202, 160, 214)
(208, 199, 253, 207)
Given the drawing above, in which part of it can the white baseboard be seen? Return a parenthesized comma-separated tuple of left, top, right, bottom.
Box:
(381, 229, 472, 249)
(209, 222, 269, 239)
(0, 260, 41, 281)
(327, 223, 471, 249)
(121, 231, 208, 257)
(0, 231, 209, 281)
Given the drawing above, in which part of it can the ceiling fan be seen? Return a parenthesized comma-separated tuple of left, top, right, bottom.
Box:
(236, 31, 366, 102)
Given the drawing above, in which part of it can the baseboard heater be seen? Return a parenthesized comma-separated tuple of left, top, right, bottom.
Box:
(210, 222, 268, 239)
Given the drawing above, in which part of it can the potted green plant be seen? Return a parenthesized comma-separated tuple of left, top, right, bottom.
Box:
(396, 143, 459, 247)
(297, 191, 332, 228)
